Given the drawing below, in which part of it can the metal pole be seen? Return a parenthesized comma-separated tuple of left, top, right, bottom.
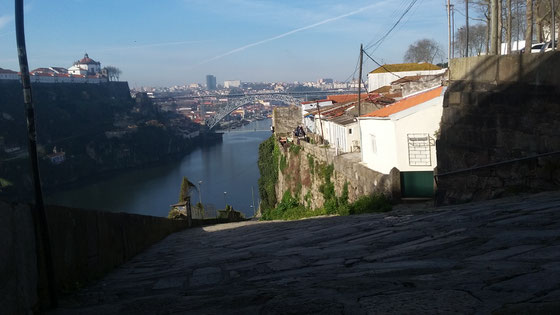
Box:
(198, 180, 202, 204)
(251, 186, 256, 217)
(466, 0, 469, 57)
(357, 44, 363, 117)
(451, 4, 455, 58)
(14, 0, 57, 308)
(552, 0, 556, 51)
(316, 101, 325, 144)
(447, 0, 451, 63)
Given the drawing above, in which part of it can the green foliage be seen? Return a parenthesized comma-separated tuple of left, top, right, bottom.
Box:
(194, 202, 205, 219)
(262, 190, 318, 221)
(307, 154, 314, 175)
(258, 136, 279, 212)
(279, 154, 288, 173)
(178, 176, 195, 202)
(289, 144, 301, 155)
(294, 182, 302, 197)
(349, 194, 392, 215)
(168, 208, 184, 219)
(304, 191, 312, 208)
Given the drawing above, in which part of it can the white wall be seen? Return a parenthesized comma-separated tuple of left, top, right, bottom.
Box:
(359, 118, 397, 174)
(368, 69, 446, 92)
(301, 100, 332, 112)
(393, 96, 443, 172)
(0, 73, 19, 80)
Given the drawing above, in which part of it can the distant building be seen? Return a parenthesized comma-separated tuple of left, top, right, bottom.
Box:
(68, 53, 102, 75)
(206, 75, 217, 90)
(224, 80, 241, 89)
(0, 68, 19, 80)
(46, 147, 66, 164)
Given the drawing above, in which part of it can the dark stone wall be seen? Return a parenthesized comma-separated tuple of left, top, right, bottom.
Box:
(436, 53, 560, 205)
(0, 201, 190, 312)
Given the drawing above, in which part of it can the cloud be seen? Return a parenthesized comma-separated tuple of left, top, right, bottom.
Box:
(0, 15, 13, 30)
(189, 1, 389, 68)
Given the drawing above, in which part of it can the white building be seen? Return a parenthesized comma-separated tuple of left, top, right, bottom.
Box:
(358, 86, 445, 196)
(323, 115, 360, 153)
(224, 80, 241, 88)
(68, 53, 101, 75)
(0, 68, 19, 80)
(367, 63, 446, 92)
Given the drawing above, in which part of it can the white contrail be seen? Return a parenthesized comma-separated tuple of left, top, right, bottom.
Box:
(191, 1, 389, 67)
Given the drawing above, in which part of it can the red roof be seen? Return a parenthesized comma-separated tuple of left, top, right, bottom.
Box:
(361, 86, 443, 118)
(327, 94, 368, 104)
(78, 53, 99, 65)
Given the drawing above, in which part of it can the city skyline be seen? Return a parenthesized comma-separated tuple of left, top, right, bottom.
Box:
(0, 0, 450, 86)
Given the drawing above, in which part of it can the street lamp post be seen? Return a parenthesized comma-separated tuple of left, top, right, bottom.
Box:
(223, 191, 228, 208)
(198, 180, 203, 204)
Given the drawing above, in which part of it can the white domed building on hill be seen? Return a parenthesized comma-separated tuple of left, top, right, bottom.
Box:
(68, 53, 102, 75)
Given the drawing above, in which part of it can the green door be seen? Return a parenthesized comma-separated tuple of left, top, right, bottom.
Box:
(400, 171, 434, 198)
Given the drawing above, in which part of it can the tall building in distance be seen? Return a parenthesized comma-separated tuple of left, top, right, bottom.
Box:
(206, 74, 217, 90)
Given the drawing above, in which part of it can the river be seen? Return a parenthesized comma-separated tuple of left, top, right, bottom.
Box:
(47, 119, 272, 218)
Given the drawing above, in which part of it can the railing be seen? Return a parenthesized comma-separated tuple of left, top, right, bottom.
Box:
(434, 151, 560, 186)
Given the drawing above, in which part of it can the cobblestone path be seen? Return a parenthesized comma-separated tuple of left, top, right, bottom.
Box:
(53, 191, 560, 314)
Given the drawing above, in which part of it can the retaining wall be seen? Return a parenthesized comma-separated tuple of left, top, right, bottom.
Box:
(277, 141, 400, 209)
(436, 52, 560, 205)
(0, 202, 190, 312)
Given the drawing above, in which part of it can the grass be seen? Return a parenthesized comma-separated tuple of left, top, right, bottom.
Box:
(261, 191, 392, 221)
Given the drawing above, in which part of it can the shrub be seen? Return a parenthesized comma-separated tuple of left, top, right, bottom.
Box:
(349, 194, 392, 215)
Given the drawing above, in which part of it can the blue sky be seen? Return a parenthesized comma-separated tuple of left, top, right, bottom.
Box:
(0, 0, 449, 86)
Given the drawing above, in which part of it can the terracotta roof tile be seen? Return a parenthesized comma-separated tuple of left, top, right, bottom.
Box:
(361, 86, 443, 118)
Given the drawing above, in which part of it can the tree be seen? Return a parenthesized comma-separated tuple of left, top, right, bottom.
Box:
(403, 39, 444, 64)
(103, 66, 122, 81)
(525, 0, 534, 54)
(178, 176, 196, 202)
(455, 24, 488, 56)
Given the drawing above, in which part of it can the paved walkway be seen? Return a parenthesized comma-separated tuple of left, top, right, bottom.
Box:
(54, 192, 560, 314)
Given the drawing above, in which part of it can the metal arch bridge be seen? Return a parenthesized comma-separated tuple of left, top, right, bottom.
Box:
(205, 94, 303, 130)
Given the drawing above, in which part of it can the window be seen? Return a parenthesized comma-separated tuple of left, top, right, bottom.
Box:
(407, 133, 431, 166)
(348, 128, 352, 134)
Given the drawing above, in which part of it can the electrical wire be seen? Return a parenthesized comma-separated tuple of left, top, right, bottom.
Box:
(362, 49, 403, 79)
(364, 0, 420, 53)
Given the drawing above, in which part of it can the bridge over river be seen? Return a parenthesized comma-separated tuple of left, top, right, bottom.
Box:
(153, 90, 353, 130)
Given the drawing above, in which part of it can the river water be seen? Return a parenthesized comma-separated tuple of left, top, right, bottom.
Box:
(47, 119, 272, 218)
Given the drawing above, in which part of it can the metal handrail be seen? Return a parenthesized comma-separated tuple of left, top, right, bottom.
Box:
(434, 150, 560, 186)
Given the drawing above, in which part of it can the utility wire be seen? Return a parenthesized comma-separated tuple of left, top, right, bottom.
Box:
(362, 49, 403, 79)
(342, 52, 361, 83)
(364, 0, 420, 52)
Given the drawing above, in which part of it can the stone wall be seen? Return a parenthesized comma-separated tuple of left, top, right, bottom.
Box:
(0, 202, 190, 312)
(272, 106, 301, 136)
(0, 202, 38, 314)
(276, 141, 400, 210)
(436, 53, 560, 205)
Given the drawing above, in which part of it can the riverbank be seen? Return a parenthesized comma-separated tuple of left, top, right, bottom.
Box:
(46, 119, 272, 218)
